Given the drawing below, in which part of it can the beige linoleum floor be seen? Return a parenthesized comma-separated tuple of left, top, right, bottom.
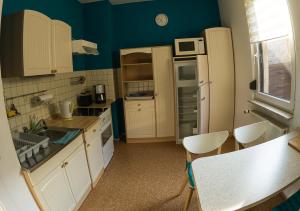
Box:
(79, 138, 284, 211)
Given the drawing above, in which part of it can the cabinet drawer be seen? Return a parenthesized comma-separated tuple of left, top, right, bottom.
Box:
(85, 120, 101, 142)
(125, 100, 154, 110)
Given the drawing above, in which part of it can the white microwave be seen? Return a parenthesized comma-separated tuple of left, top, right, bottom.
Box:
(174, 37, 205, 56)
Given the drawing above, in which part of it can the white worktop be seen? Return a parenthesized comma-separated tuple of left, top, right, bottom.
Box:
(192, 131, 300, 211)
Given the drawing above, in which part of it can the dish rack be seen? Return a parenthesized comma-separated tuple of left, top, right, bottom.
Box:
(12, 133, 49, 163)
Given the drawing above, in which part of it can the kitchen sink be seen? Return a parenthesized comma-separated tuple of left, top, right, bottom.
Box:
(38, 128, 76, 143)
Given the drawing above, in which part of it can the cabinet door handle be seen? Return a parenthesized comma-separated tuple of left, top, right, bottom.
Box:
(51, 69, 57, 74)
(138, 108, 141, 111)
(64, 162, 69, 166)
(138, 104, 141, 106)
(201, 97, 206, 101)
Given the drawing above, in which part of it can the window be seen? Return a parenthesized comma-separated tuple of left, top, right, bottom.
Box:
(245, 0, 295, 111)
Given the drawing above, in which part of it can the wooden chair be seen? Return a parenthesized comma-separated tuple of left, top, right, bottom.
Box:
(179, 131, 229, 211)
(234, 121, 269, 150)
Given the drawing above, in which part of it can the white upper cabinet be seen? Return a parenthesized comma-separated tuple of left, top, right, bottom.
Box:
(23, 10, 52, 76)
(0, 10, 73, 77)
(52, 20, 73, 73)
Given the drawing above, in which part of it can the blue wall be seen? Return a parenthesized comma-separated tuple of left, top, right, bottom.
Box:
(83, 1, 114, 69)
(111, 0, 220, 67)
(2, 0, 86, 70)
(113, 0, 220, 49)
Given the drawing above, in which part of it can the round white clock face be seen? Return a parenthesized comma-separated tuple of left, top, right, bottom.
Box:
(155, 13, 168, 27)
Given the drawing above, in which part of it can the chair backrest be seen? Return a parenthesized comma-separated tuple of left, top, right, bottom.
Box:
(183, 131, 229, 155)
(234, 121, 269, 145)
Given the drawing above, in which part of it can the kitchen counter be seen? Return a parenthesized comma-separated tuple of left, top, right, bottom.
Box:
(45, 116, 99, 132)
(192, 131, 300, 211)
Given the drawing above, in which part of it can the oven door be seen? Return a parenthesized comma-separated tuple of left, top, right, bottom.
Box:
(101, 122, 113, 146)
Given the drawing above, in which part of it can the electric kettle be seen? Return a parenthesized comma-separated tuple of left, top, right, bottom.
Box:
(59, 101, 73, 119)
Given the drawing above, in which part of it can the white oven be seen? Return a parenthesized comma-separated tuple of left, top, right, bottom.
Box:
(99, 108, 114, 168)
(174, 37, 205, 56)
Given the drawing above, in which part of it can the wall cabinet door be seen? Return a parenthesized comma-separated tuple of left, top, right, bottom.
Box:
(23, 10, 52, 76)
(52, 20, 73, 73)
(36, 165, 76, 211)
(64, 144, 91, 203)
(153, 46, 175, 137)
(86, 136, 104, 184)
(125, 104, 156, 139)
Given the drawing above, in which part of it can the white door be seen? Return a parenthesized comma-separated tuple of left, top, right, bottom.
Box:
(86, 136, 104, 183)
(65, 144, 91, 203)
(23, 10, 52, 76)
(52, 20, 73, 73)
(36, 165, 76, 211)
(153, 46, 175, 137)
(126, 107, 156, 138)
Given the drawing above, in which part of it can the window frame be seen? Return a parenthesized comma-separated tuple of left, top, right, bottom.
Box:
(248, 2, 296, 113)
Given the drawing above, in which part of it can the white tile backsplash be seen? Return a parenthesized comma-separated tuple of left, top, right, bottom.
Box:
(3, 69, 116, 131)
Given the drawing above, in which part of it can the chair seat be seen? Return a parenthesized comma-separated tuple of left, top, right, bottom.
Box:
(183, 131, 229, 155)
(272, 190, 300, 211)
(186, 162, 195, 189)
(234, 121, 269, 145)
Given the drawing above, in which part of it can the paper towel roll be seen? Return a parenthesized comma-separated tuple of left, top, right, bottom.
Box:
(37, 94, 54, 102)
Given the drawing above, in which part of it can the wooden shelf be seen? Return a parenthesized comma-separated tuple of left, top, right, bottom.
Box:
(123, 80, 153, 83)
(123, 63, 152, 67)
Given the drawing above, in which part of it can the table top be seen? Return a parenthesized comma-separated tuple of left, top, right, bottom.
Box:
(192, 131, 300, 211)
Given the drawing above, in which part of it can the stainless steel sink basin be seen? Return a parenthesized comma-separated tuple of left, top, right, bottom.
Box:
(38, 128, 76, 143)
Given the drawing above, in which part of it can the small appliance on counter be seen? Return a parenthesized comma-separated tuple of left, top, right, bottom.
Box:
(59, 100, 73, 119)
(95, 84, 106, 104)
(77, 91, 93, 107)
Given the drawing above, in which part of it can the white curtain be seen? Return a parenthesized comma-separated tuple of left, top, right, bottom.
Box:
(244, 0, 292, 43)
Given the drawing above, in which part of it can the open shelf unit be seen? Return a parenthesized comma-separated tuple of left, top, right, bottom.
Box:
(121, 49, 154, 98)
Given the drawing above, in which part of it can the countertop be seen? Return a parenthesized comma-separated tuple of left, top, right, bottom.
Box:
(45, 116, 99, 132)
(192, 131, 300, 211)
(21, 128, 82, 172)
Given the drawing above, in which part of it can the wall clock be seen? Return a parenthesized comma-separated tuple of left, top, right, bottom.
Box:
(155, 13, 168, 27)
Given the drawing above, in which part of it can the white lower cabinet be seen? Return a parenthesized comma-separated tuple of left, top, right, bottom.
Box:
(64, 144, 91, 203)
(30, 136, 92, 211)
(85, 135, 104, 186)
(36, 165, 76, 211)
(125, 100, 156, 139)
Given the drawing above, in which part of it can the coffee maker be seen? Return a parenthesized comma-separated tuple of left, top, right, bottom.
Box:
(95, 84, 106, 104)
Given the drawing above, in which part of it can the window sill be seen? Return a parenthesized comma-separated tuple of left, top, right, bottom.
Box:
(249, 100, 293, 120)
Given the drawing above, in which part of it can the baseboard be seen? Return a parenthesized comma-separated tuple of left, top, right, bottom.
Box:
(127, 136, 175, 144)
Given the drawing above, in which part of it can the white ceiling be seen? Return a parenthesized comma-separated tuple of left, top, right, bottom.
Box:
(78, 0, 153, 5)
